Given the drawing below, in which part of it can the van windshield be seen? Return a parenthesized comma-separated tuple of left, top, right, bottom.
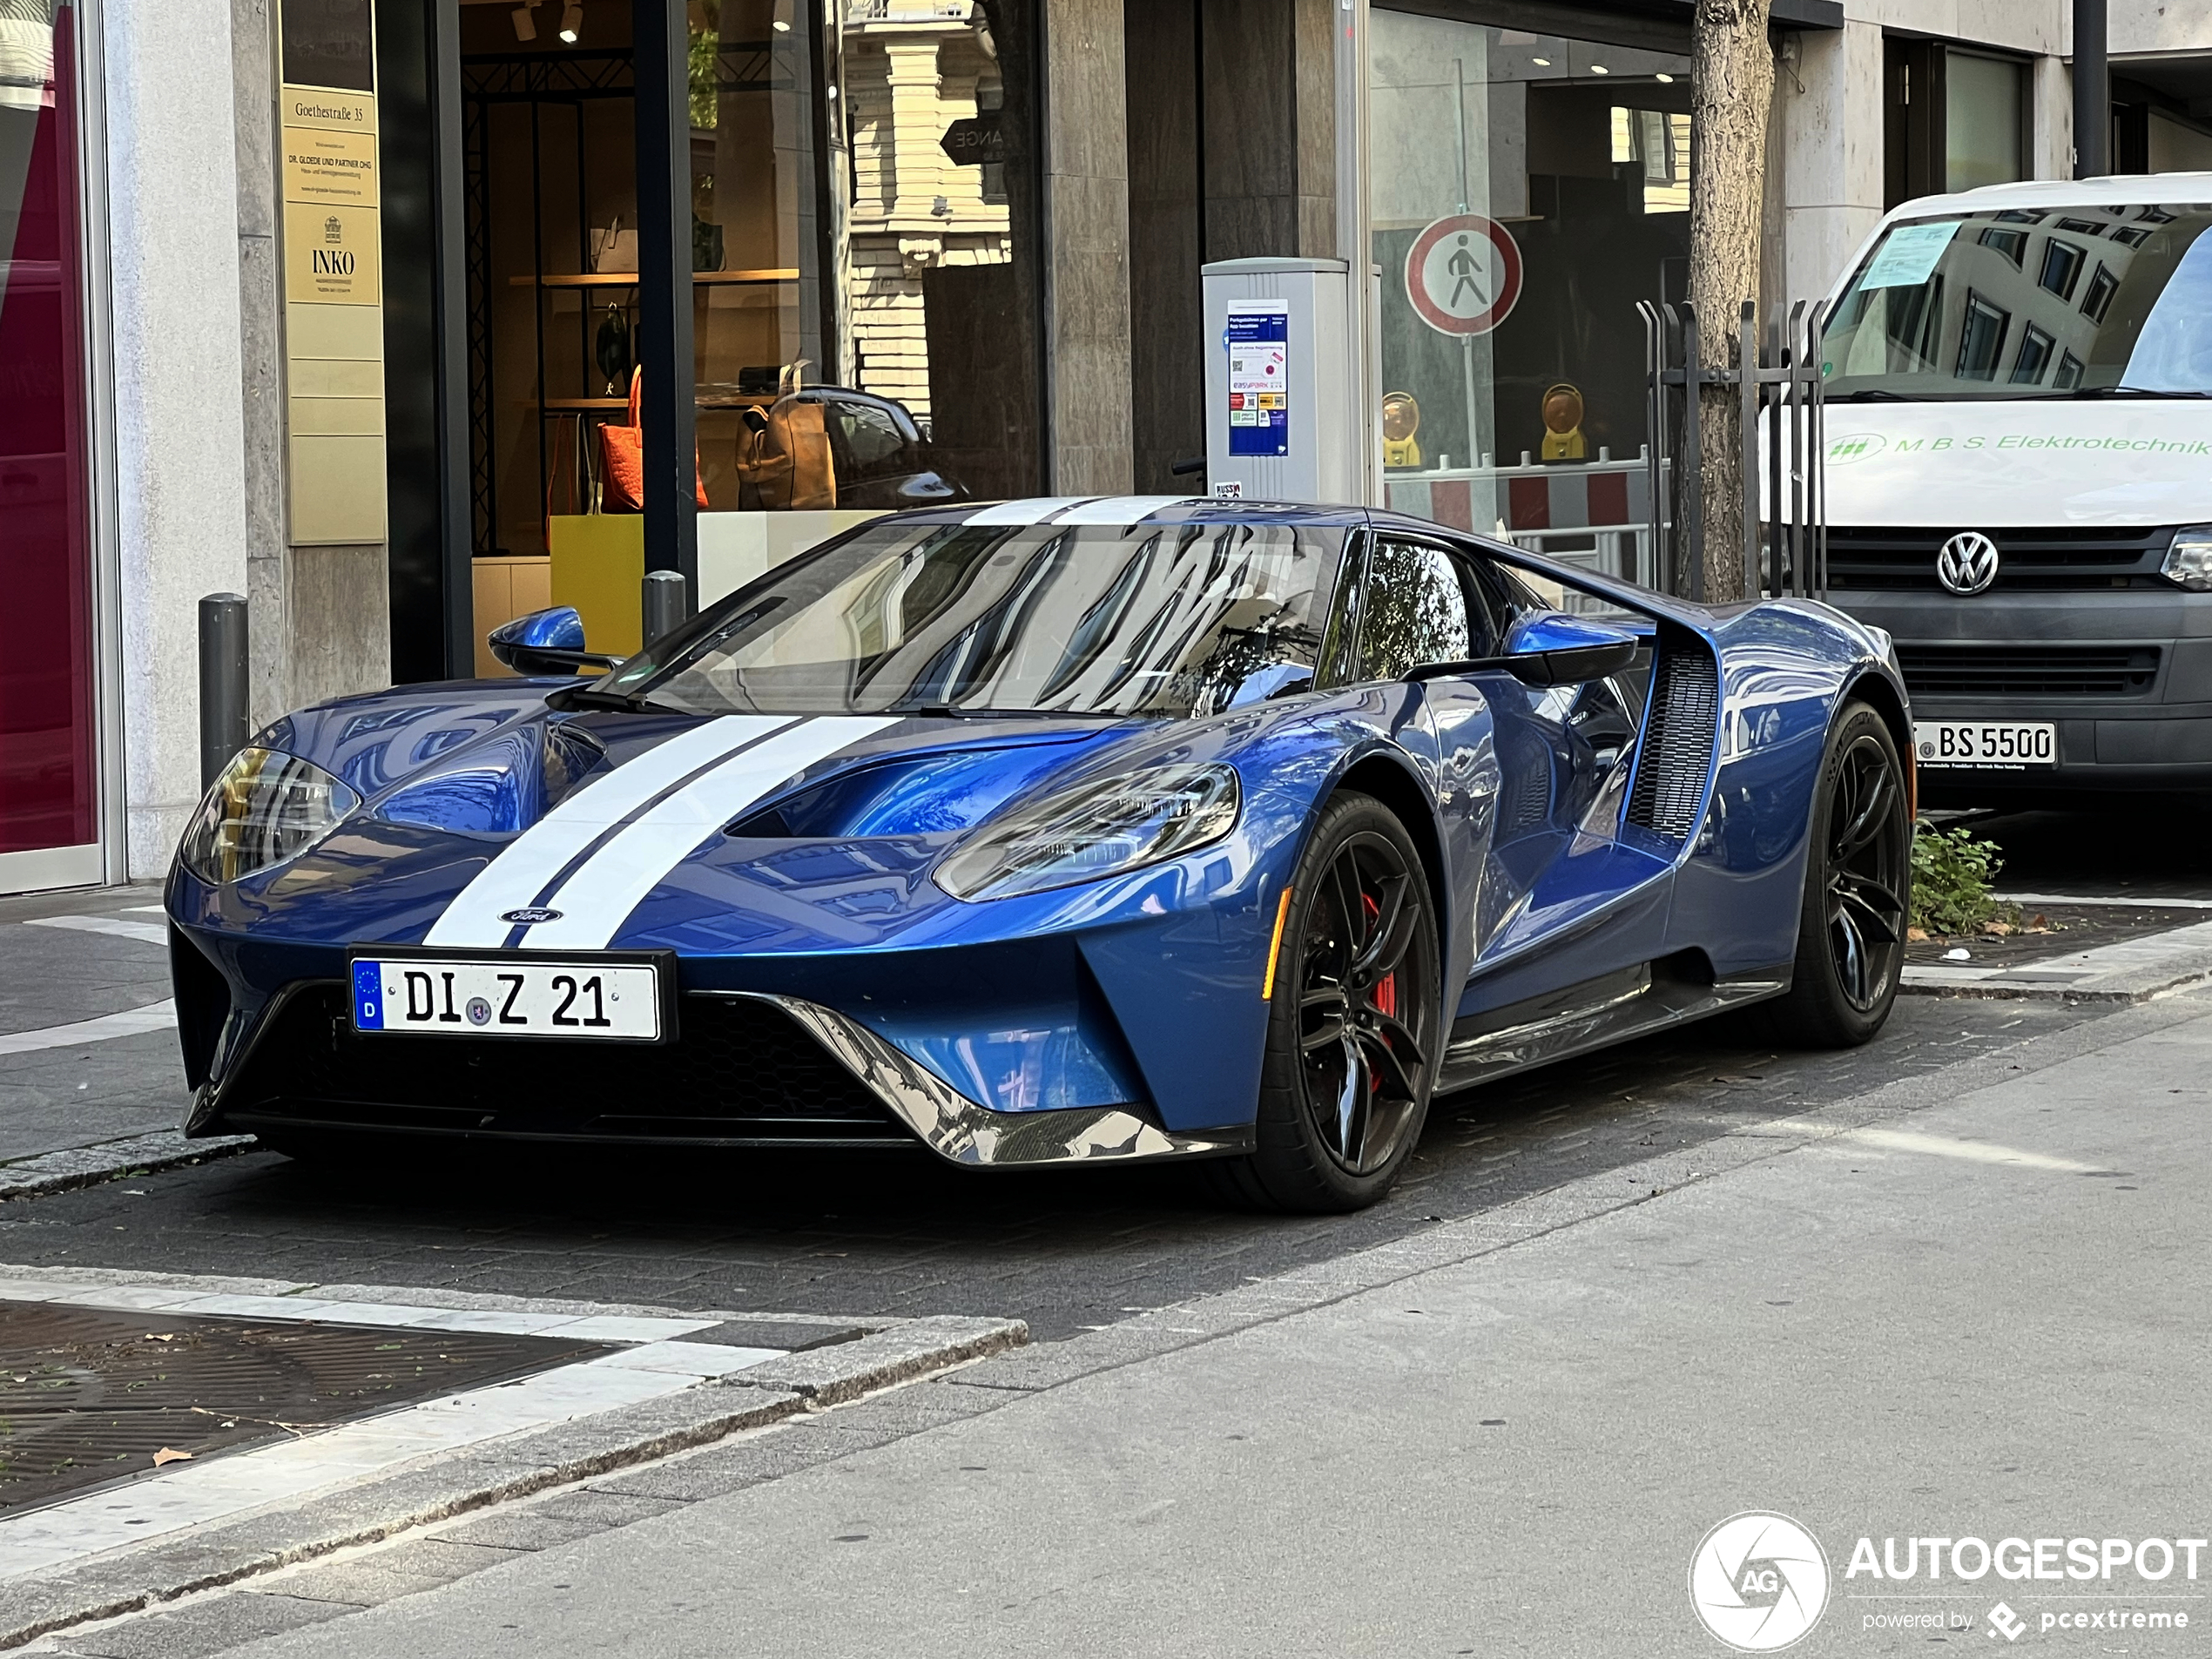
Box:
(1821, 205, 2212, 401)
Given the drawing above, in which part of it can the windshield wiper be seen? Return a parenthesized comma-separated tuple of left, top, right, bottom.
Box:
(549, 685, 651, 713)
(1829, 388, 1921, 401)
(2053, 384, 2212, 399)
(906, 704, 1130, 720)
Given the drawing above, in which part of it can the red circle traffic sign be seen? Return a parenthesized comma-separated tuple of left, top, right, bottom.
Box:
(1404, 213, 1523, 337)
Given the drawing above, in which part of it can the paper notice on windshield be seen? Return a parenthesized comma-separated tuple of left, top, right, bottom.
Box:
(1859, 220, 1959, 289)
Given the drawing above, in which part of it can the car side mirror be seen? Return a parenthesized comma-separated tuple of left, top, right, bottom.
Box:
(488, 607, 622, 677)
(1224, 662, 1314, 710)
(1403, 610, 1641, 687)
(1499, 611, 1642, 685)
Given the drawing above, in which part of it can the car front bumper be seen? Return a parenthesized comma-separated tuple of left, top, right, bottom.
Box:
(1836, 588, 2212, 792)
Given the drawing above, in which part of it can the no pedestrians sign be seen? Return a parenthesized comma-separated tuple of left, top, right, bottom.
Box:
(1405, 213, 1523, 338)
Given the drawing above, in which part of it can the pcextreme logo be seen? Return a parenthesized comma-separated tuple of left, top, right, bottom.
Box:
(1690, 1513, 1831, 1651)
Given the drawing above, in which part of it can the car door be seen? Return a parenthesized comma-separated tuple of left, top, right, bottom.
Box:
(1352, 534, 1670, 1022)
(1447, 546, 1677, 1012)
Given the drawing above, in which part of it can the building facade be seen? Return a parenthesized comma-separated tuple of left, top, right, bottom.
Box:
(10, 0, 2212, 893)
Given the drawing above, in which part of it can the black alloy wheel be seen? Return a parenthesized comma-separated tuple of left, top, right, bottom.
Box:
(1763, 700, 1911, 1047)
(1297, 832, 1430, 1176)
(1824, 731, 1908, 1011)
(1213, 792, 1440, 1212)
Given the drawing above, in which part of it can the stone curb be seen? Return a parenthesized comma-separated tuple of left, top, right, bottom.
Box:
(721, 1315, 1029, 1405)
(0, 1318, 1027, 1651)
(0, 1132, 257, 1204)
(1902, 919, 2212, 1004)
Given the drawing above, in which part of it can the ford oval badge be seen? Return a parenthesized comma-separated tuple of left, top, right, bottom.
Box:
(499, 907, 563, 924)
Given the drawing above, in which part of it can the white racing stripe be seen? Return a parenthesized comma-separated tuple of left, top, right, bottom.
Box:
(516, 715, 899, 950)
(1049, 495, 1202, 526)
(424, 715, 792, 948)
(964, 496, 1098, 526)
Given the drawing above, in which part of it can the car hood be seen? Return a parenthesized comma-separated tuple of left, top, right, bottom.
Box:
(189, 679, 1224, 954)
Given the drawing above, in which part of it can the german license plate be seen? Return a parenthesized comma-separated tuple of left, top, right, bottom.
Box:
(1912, 720, 2056, 769)
(349, 956, 664, 1040)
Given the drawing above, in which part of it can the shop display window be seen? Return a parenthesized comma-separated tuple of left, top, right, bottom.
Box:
(1369, 7, 1689, 585)
(461, 0, 1039, 636)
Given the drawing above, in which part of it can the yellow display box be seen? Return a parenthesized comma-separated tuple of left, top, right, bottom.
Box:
(548, 514, 644, 659)
(546, 509, 886, 664)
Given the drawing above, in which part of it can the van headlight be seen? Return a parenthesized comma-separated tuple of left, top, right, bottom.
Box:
(934, 762, 1241, 901)
(2161, 525, 2212, 590)
(179, 747, 361, 885)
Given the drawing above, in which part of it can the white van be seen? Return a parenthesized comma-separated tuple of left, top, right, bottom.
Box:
(1817, 175, 2212, 795)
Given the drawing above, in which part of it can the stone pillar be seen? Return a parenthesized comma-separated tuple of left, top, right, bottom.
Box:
(1780, 19, 1884, 305)
(108, 0, 253, 875)
(1045, 0, 1133, 495)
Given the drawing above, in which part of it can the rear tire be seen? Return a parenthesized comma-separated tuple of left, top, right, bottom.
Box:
(1211, 792, 1441, 1213)
(1760, 699, 1911, 1048)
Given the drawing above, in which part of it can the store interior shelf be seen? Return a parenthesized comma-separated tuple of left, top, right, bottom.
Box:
(530, 391, 779, 411)
(508, 270, 800, 287)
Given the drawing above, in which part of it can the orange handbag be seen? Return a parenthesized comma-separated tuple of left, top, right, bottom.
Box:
(598, 368, 709, 510)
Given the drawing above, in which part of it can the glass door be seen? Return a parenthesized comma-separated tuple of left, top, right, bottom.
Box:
(0, 0, 100, 888)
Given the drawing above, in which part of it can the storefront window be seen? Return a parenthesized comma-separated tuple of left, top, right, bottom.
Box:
(1369, 8, 1689, 583)
(462, 0, 1038, 654)
(0, 0, 97, 857)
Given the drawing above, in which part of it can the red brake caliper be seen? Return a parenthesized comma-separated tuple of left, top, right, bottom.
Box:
(1362, 894, 1396, 1092)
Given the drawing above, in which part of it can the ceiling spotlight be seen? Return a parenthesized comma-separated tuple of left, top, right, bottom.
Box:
(1530, 56, 1550, 66)
(1590, 64, 1609, 74)
(772, 17, 791, 30)
(510, 3, 536, 41)
(558, 0, 582, 44)
(1656, 71, 1674, 82)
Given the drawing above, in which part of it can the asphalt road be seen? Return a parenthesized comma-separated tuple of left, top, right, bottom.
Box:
(0, 993, 2101, 1339)
(0, 798, 2199, 1343)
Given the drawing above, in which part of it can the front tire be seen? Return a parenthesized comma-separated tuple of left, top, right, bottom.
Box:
(1212, 792, 1441, 1212)
(1762, 699, 1911, 1048)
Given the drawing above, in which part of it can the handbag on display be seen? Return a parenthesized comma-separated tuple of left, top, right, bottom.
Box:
(734, 393, 837, 511)
(598, 368, 709, 512)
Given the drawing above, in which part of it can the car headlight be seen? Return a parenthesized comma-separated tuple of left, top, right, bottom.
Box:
(2161, 525, 2212, 590)
(179, 747, 361, 886)
(934, 762, 1241, 901)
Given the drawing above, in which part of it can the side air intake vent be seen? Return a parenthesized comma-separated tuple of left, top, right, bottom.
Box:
(1626, 629, 1719, 840)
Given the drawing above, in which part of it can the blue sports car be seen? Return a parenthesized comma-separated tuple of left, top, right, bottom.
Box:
(167, 499, 1913, 1212)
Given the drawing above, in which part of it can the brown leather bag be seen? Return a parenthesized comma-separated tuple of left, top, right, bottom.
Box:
(735, 395, 838, 511)
(599, 368, 709, 511)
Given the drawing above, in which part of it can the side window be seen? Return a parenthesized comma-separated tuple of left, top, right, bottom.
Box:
(833, 401, 910, 472)
(1356, 540, 1474, 680)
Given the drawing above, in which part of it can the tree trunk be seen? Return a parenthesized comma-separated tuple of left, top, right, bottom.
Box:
(1687, 0, 1773, 604)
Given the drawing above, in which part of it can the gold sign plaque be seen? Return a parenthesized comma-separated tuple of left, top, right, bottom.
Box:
(282, 125, 377, 207)
(284, 202, 381, 305)
(282, 89, 376, 133)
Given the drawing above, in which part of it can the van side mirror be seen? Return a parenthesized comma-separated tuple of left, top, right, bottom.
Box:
(488, 607, 621, 677)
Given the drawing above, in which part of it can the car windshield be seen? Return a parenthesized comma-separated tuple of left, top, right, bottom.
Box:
(595, 516, 1349, 719)
(1821, 204, 2212, 401)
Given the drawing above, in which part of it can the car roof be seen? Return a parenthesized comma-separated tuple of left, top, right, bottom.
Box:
(889, 496, 1370, 529)
(1879, 172, 2212, 219)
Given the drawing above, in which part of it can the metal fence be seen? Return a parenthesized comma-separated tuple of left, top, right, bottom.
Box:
(1637, 297, 1829, 603)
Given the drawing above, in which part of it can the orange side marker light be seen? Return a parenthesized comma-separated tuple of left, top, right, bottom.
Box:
(1261, 886, 1294, 1001)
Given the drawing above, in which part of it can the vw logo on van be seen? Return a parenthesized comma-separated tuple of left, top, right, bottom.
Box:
(1935, 531, 2000, 596)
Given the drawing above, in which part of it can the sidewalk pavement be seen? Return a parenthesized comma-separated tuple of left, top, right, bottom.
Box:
(71, 989, 2210, 1657)
(0, 883, 185, 1164)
